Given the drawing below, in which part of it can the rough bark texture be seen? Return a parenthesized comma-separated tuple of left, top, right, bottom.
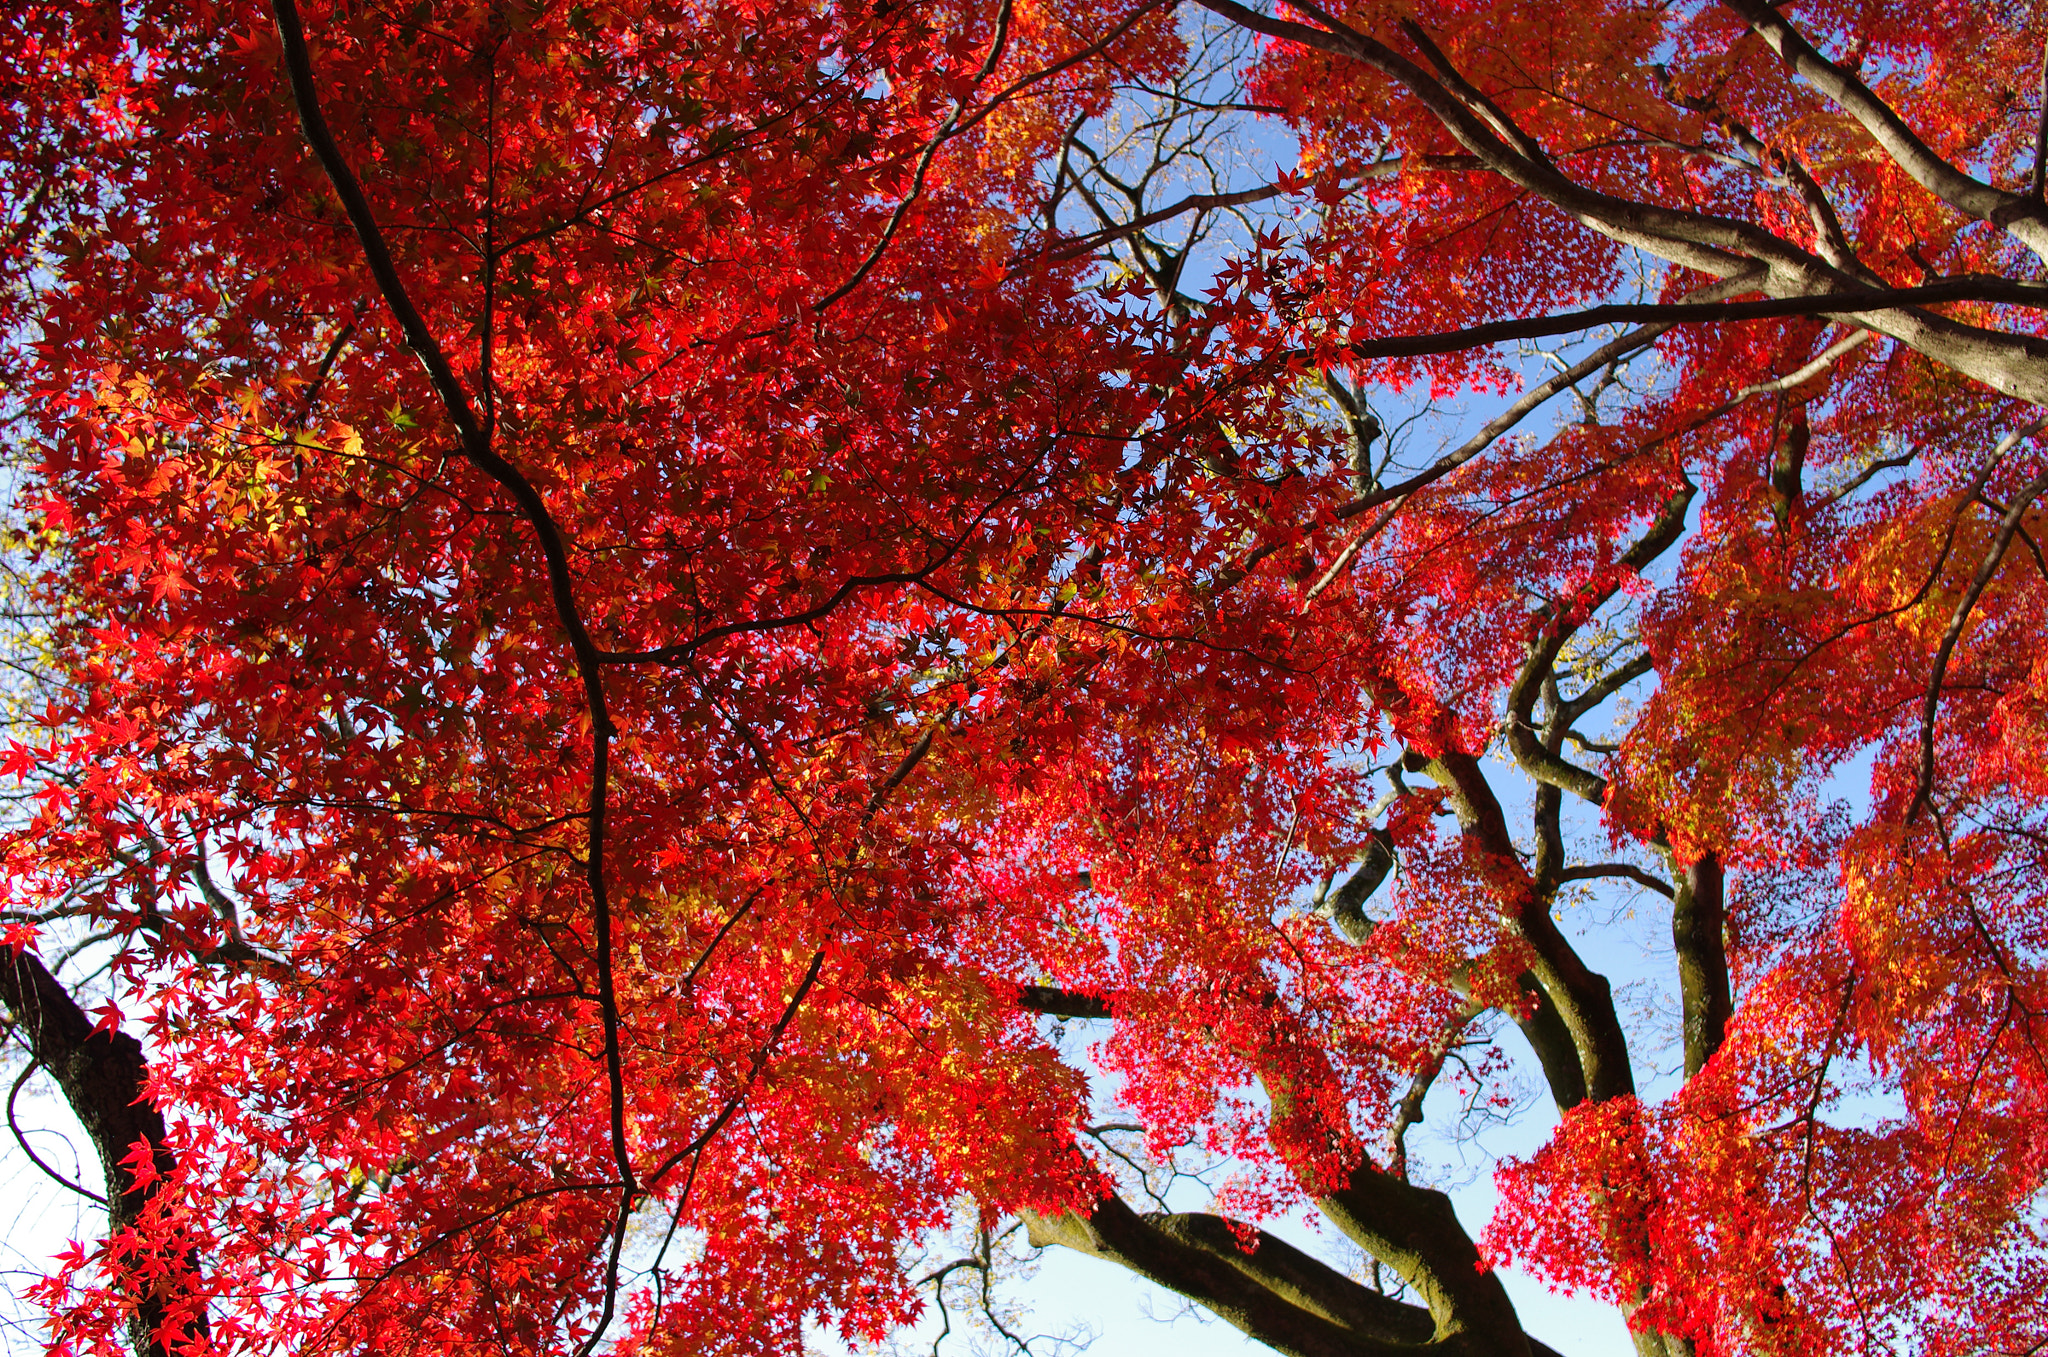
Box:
(1, 949, 198, 1357)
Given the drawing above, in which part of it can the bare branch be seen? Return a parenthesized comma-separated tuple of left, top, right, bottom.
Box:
(1017, 985, 1112, 1019)
(1557, 863, 1675, 898)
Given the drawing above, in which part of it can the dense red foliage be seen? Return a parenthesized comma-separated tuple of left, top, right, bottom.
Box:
(5, 0, 2048, 1355)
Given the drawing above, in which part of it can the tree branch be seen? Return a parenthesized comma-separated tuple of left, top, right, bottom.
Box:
(1505, 480, 1693, 807)
(1423, 748, 1634, 1104)
(1909, 468, 2048, 819)
(1, 949, 205, 1357)
(267, 5, 637, 1344)
(1558, 863, 1675, 899)
(1667, 850, 1731, 1077)
(1016, 985, 1112, 1019)
(1024, 1191, 1506, 1357)
(1716, 0, 2048, 257)
(1311, 1158, 1539, 1355)
(2034, 35, 2048, 203)
(1198, 0, 2048, 407)
(1323, 277, 2048, 366)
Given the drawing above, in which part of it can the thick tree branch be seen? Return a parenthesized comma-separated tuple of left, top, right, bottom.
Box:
(1558, 651, 1655, 726)
(1023, 1194, 1420, 1357)
(2035, 36, 2048, 203)
(1667, 851, 1731, 1077)
(1024, 1189, 1566, 1357)
(1199, 0, 2048, 407)
(1716, 0, 2048, 258)
(1016, 984, 1112, 1019)
(1, 949, 205, 1357)
(1146, 1212, 1438, 1346)
(1423, 748, 1634, 1104)
(1312, 1159, 1537, 1355)
(1318, 827, 1394, 945)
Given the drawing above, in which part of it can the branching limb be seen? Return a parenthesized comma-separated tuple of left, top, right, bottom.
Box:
(1388, 1001, 1485, 1176)
(270, 5, 637, 1340)
(1422, 747, 1634, 1104)
(1716, 0, 2048, 259)
(1327, 285, 1751, 525)
(1653, 77, 1858, 270)
(1314, 827, 1394, 945)
(1505, 480, 1693, 806)
(1023, 1192, 1488, 1357)
(813, 0, 1016, 312)
(1199, 0, 2048, 408)
(1310, 1157, 1542, 1355)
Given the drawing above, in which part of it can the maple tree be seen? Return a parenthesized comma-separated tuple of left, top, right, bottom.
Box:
(6, 0, 2048, 1354)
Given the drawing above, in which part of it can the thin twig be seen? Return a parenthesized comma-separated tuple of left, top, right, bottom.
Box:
(8, 1062, 107, 1204)
(1910, 463, 2048, 820)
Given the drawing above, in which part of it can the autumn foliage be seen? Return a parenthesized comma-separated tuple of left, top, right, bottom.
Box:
(4, 0, 2048, 1354)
